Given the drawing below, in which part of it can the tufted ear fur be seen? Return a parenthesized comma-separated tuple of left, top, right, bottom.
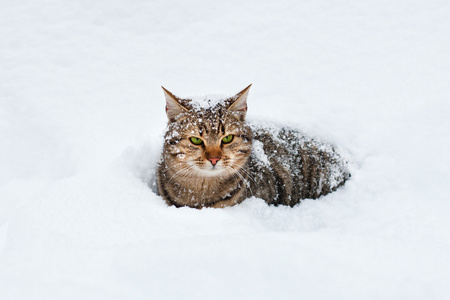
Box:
(228, 84, 251, 120)
(162, 86, 188, 122)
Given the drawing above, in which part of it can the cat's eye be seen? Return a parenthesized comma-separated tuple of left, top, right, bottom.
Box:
(189, 137, 203, 145)
(222, 134, 234, 144)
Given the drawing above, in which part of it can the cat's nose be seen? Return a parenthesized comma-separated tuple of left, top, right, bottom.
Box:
(208, 157, 220, 166)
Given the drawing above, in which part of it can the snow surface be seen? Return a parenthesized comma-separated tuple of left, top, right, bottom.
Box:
(188, 94, 230, 110)
(1, 0, 450, 299)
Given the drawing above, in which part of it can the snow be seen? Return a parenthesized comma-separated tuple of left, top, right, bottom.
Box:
(252, 139, 271, 168)
(1, 0, 450, 299)
(189, 94, 230, 110)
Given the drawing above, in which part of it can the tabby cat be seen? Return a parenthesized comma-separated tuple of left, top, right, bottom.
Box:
(156, 85, 350, 208)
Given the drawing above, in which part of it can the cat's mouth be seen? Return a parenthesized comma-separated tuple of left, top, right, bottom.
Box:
(196, 165, 225, 176)
(189, 161, 227, 177)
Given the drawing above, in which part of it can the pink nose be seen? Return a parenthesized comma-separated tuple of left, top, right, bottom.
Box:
(208, 157, 220, 166)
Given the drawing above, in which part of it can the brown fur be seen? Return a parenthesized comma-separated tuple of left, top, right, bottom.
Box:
(156, 85, 350, 208)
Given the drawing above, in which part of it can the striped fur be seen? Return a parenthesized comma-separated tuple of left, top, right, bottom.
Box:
(156, 86, 350, 208)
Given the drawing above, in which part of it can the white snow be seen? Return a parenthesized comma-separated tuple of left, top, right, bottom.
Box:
(252, 139, 271, 168)
(189, 94, 229, 110)
(1, 1, 450, 299)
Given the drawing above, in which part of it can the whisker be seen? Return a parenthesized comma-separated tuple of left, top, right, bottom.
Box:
(167, 165, 194, 183)
(226, 164, 253, 198)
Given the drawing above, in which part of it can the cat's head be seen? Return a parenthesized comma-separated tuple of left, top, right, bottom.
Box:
(161, 85, 253, 178)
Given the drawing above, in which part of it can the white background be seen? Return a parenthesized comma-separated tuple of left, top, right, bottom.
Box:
(1, 1, 449, 299)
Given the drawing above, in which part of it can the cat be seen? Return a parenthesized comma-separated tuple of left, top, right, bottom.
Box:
(156, 85, 350, 208)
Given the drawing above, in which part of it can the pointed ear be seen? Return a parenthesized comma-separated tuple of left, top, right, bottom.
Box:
(162, 86, 187, 122)
(228, 84, 251, 120)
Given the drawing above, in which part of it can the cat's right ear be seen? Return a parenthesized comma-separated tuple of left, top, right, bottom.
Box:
(162, 86, 188, 122)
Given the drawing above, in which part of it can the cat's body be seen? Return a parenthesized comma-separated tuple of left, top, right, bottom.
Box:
(156, 85, 350, 208)
(247, 122, 349, 206)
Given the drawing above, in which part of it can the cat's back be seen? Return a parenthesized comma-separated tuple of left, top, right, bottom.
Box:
(248, 122, 350, 206)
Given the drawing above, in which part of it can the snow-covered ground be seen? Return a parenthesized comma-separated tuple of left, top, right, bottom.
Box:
(1, 1, 450, 299)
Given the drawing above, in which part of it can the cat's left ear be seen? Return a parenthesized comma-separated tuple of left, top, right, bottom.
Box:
(228, 84, 251, 120)
(162, 86, 188, 122)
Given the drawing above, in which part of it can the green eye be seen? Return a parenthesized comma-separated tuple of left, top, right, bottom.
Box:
(222, 134, 234, 144)
(189, 137, 203, 145)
